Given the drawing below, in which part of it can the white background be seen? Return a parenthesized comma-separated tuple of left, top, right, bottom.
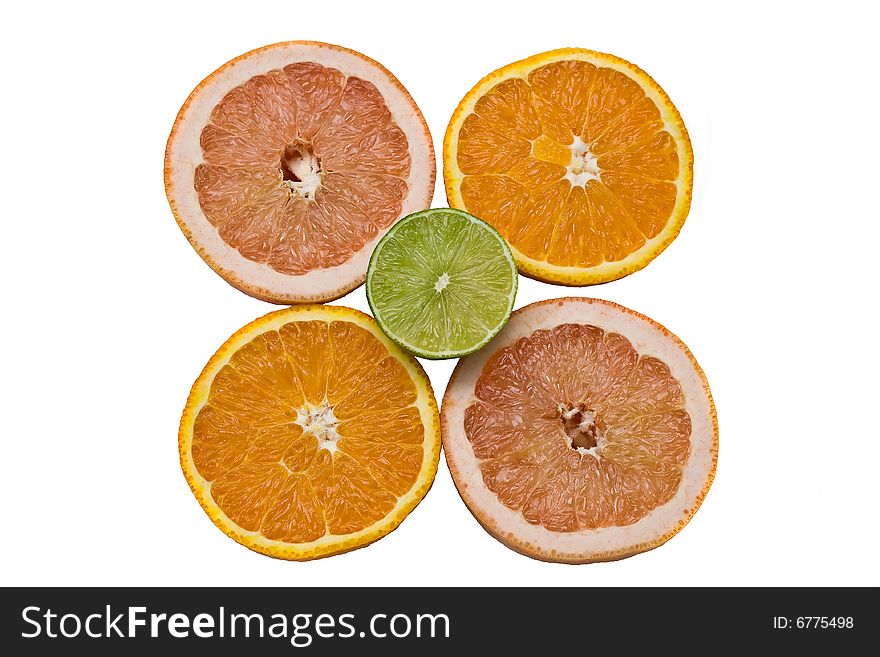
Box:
(2, 0, 878, 587)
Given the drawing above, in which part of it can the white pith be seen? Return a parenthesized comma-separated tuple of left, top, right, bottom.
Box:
(282, 144, 322, 201)
(434, 272, 451, 293)
(294, 400, 340, 455)
(559, 404, 605, 459)
(442, 298, 716, 562)
(166, 42, 435, 303)
(564, 136, 601, 187)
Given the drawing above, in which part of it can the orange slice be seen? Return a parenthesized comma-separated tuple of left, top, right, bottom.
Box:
(179, 305, 440, 559)
(166, 42, 435, 303)
(442, 298, 717, 563)
(444, 49, 693, 285)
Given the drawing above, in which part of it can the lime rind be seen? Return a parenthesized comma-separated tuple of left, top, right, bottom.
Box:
(366, 208, 518, 359)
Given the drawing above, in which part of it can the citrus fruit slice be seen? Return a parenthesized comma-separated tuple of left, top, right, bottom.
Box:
(444, 48, 693, 286)
(179, 305, 440, 559)
(165, 41, 435, 304)
(442, 298, 717, 563)
(366, 209, 517, 359)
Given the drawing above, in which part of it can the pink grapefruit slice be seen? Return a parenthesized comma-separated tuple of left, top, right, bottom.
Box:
(442, 297, 717, 563)
(165, 41, 435, 303)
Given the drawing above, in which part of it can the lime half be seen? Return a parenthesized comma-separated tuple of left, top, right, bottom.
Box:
(366, 208, 518, 359)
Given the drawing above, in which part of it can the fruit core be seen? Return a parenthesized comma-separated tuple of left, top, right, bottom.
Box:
(294, 400, 339, 454)
(565, 136, 601, 187)
(434, 272, 451, 293)
(558, 402, 605, 453)
(281, 142, 322, 201)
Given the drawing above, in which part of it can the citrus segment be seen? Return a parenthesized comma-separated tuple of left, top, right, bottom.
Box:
(444, 48, 693, 285)
(166, 42, 435, 303)
(442, 298, 717, 563)
(366, 209, 517, 359)
(180, 305, 440, 559)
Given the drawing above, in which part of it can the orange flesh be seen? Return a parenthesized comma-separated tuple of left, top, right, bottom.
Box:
(192, 320, 424, 542)
(465, 323, 691, 531)
(195, 63, 411, 275)
(457, 61, 679, 267)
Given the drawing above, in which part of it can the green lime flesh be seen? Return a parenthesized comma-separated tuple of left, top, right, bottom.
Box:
(366, 209, 518, 359)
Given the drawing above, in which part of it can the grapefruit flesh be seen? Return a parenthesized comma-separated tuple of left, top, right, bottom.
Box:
(166, 42, 435, 303)
(442, 298, 717, 562)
